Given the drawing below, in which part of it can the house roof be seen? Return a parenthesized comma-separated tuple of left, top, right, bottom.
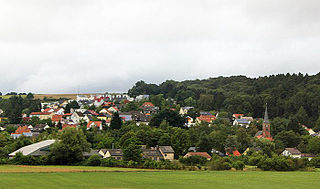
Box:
(141, 102, 155, 107)
(232, 114, 244, 118)
(107, 149, 123, 156)
(9, 140, 56, 156)
(11, 126, 31, 135)
(159, 146, 174, 153)
(235, 119, 250, 124)
(186, 152, 212, 159)
(30, 112, 51, 115)
(83, 149, 101, 157)
(284, 148, 301, 155)
(87, 121, 102, 128)
(197, 115, 216, 123)
(142, 149, 163, 159)
(52, 114, 63, 122)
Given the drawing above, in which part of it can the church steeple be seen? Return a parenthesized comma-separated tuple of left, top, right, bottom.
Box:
(262, 103, 271, 139)
(263, 103, 269, 124)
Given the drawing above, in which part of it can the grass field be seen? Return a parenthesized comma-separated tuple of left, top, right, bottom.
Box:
(1, 95, 26, 99)
(0, 165, 319, 189)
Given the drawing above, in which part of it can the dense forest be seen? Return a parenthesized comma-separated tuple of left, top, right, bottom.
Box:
(128, 73, 320, 126)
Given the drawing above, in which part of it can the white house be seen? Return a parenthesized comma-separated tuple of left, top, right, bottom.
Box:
(281, 148, 301, 159)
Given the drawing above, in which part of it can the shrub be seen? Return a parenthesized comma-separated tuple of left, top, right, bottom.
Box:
(232, 161, 245, 170)
(100, 158, 123, 167)
(309, 157, 320, 168)
(87, 155, 102, 166)
(0, 158, 8, 165)
(179, 155, 208, 166)
(209, 157, 232, 171)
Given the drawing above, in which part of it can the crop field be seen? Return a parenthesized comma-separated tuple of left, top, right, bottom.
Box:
(0, 165, 319, 189)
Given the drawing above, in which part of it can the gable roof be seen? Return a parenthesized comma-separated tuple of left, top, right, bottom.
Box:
(107, 149, 123, 156)
(284, 148, 301, 155)
(87, 121, 102, 129)
(11, 126, 31, 134)
(159, 146, 174, 153)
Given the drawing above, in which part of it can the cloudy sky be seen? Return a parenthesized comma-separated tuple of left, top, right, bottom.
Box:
(0, 0, 319, 94)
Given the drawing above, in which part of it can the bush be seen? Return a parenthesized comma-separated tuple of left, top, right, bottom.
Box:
(0, 158, 8, 165)
(309, 157, 320, 168)
(87, 155, 102, 166)
(209, 157, 232, 171)
(100, 158, 123, 167)
(232, 161, 245, 170)
(179, 155, 208, 166)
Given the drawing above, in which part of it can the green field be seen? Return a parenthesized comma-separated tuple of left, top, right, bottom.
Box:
(0, 165, 319, 189)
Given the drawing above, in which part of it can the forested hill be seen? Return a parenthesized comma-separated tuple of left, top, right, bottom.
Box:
(128, 73, 320, 125)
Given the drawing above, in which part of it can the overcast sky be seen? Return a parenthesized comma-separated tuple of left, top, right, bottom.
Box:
(0, 0, 319, 94)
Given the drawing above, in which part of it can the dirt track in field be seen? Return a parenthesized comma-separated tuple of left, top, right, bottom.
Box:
(0, 165, 162, 173)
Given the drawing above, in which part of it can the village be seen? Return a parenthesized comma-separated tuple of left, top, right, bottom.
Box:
(0, 92, 319, 169)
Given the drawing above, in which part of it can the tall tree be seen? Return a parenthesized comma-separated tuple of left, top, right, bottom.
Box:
(110, 112, 122, 130)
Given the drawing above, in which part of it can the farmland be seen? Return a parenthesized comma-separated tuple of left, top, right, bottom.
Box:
(0, 165, 319, 189)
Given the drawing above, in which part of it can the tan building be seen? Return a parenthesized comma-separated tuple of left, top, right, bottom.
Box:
(159, 146, 175, 161)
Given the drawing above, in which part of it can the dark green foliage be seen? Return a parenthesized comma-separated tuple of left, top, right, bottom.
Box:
(110, 112, 122, 130)
(149, 109, 186, 128)
(128, 73, 320, 125)
(179, 155, 208, 166)
(0, 96, 40, 123)
(275, 130, 301, 148)
(51, 128, 90, 165)
(209, 157, 232, 170)
(122, 143, 142, 162)
(309, 157, 320, 168)
(232, 161, 245, 170)
(86, 155, 102, 166)
(307, 137, 320, 155)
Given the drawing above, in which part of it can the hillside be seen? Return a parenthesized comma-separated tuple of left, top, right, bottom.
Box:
(128, 73, 320, 125)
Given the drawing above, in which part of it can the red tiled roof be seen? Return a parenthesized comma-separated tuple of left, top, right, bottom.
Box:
(197, 115, 216, 123)
(43, 108, 53, 112)
(232, 150, 241, 156)
(141, 102, 155, 107)
(11, 126, 31, 134)
(233, 114, 244, 118)
(63, 113, 72, 116)
(30, 112, 51, 115)
(87, 121, 102, 128)
(186, 152, 212, 159)
(52, 115, 63, 122)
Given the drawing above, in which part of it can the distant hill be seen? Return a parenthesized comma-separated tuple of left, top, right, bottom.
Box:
(128, 73, 320, 125)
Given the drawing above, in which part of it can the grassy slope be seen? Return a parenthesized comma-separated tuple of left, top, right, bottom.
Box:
(0, 166, 319, 189)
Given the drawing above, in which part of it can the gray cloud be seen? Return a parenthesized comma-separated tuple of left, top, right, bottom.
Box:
(0, 0, 319, 93)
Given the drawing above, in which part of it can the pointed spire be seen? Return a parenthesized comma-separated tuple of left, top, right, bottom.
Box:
(264, 103, 269, 123)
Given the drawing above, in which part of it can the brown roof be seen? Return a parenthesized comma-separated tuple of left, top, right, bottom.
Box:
(185, 152, 211, 159)
(159, 146, 174, 153)
(285, 148, 301, 155)
(107, 149, 123, 156)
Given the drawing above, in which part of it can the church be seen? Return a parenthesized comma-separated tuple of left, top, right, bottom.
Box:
(255, 104, 273, 141)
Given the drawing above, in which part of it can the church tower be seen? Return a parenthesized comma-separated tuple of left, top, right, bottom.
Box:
(262, 103, 271, 138)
